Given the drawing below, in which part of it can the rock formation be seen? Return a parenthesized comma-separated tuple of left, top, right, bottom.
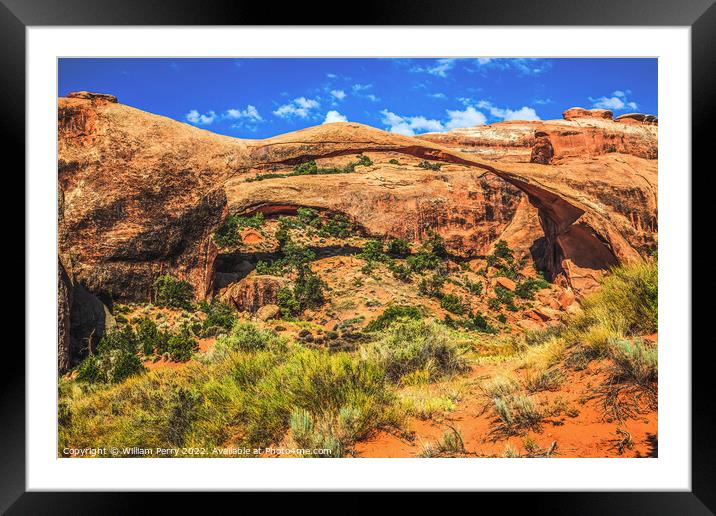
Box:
(57, 94, 658, 367)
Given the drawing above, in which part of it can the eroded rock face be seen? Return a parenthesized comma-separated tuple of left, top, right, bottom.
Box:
(220, 275, 290, 312)
(562, 107, 613, 120)
(58, 257, 116, 373)
(57, 94, 658, 358)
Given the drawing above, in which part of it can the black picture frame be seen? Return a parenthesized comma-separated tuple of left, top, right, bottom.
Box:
(4, 0, 710, 513)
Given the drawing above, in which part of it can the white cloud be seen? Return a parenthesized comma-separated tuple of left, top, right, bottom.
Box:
(225, 105, 263, 122)
(326, 73, 338, 79)
(429, 92, 447, 99)
(185, 109, 216, 125)
(589, 90, 638, 111)
(323, 110, 348, 124)
(411, 58, 458, 78)
(352, 83, 373, 92)
(445, 106, 487, 129)
(330, 89, 346, 100)
(471, 58, 551, 76)
(426, 58, 457, 77)
(273, 97, 321, 118)
(365, 94, 379, 102)
(472, 100, 541, 121)
(380, 109, 444, 136)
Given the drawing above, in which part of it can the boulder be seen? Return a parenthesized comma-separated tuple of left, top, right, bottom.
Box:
(256, 304, 281, 321)
(221, 275, 290, 313)
(495, 276, 516, 291)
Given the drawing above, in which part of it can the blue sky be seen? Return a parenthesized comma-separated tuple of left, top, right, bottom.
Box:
(58, 58, 657, 139)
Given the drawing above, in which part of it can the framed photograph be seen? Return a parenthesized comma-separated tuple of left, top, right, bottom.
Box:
(6, 0, 710, 512)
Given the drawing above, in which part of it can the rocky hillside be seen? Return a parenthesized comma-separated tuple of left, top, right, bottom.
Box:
(57, 92, 657, 372)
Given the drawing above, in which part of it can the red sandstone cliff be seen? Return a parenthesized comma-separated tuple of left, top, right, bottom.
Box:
(57, 95, 657, 370)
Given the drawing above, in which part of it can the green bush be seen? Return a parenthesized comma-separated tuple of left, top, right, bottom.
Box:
(515, 276, 550, 300)
(362, 319, 468, 382)
(213, 322, 286, 356)
(386, 238, 410, 257)
(582, 259, 658, 336)
(153, 274, 194, 310)
(197, 300, 237, 336)
(355, 154, 373, 167)
(418, 273, 445, 298)
(97, 326, 139, 355)
(365, 304, 424, 332)
(76, 347, 144, 384)
(166, 328, 198, 362)
(359, 240, 386, 262)
(465, 278, 483, 296)
(440, 294, 465, 315)
(418, 160, 441, 171)
(135, 317, 166, 355)
(76, 355, 104, 383)
(388, 262, 412, 282)
(296, 207, 320, 226)
(388, 159, 400, 165)
(610, 339, 658, 387)
(294, 160, 319, 175)
(317, 213, 351, 238)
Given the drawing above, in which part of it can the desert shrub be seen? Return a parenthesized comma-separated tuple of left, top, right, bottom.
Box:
(317, 213, 351, 238)
(97, 326, 139, 355)
(165, 328, 198, 362)
(135, 317, 166, 355)
(294, 160, 319, 175)
(440, 294, 465, 315)
(418, 160, 442, 171)
(364, 304, 424, 332)
(293, 269, 327, 308)
(580, 259, 658, 336)
(213, 219, 242, 248)
(388, 262, 412, 282)
(418, 273, 445, 298)
(419, 427, 466, 457)
(491, 394, 543, 435)
(282, 240, 317, 270)
(488, 297, 501, 311)
(469, 312, 497, 333)
(386, 238, 410, 257)
(213, 322, 286, 356)
(524, 369, 563, 392)
(197, 300, 236, 336)
(277, 287, 301, 318)
(406, 251, 441, 273)
(388, 158, 400, 165)
(609, 339, 658, 387)
(422, 230, 448, 258)
(496, 313, 507, 324)
(356, 154, 373, 167)
(400, 391, 456, 419)
(362, 319, 468, 382)
(296, 207, 321, 227)
(243, 348, 396, 451)
(492, 239, 514, 261)
(76, 347, 144, 384)
(359, 240, 386, 262)
(75, 355, 104, 383)
(465, 278, 483, 296)
(153, 274, 194, 310)
(515, 276, 550, 300)
(482, 376, 520, 399)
